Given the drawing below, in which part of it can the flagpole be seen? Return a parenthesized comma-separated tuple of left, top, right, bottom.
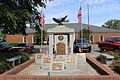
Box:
(78, 2, 83, 53)
(87, 2, 90, 33)
(40, 9, 43, 46)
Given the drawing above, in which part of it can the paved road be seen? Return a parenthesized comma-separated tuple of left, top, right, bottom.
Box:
(33, 44, 102, 57)
(90, 44, 102, 57)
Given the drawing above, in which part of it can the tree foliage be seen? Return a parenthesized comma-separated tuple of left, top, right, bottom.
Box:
(34, 28, 47, 45)
(80, 28, 92, 40)
(0, 0, 46, 35)
(102, 19, 120, 29)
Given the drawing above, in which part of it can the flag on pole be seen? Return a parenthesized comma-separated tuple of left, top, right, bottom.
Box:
(77, 6, 82, 24)
(39, 12, 45, 27)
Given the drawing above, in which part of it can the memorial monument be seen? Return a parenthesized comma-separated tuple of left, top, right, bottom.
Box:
(47, 15, 75, 55)
(34, 16, 86, 76)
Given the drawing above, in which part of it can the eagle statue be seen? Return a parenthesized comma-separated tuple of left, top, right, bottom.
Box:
(53, 15, 67, 25)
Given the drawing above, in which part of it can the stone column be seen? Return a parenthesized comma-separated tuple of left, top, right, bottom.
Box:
(49, 34, 54, 55)
(70, 33, 73, 54)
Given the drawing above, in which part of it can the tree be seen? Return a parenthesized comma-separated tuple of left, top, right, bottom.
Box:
(80, 28, 92, 40)
(0, 0, 51, 35)
(102, 19, 120, 29)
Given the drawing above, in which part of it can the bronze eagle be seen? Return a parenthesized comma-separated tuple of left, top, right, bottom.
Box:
(53, 15, 67, 25)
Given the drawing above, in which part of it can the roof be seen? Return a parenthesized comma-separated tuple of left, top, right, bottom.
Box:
(26, 23, 120, 33)
(26, 27, 36, 34)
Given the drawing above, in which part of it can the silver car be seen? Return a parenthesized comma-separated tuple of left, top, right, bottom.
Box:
(73, 38, 91, 53)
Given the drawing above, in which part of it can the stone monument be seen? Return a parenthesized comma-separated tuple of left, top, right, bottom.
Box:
(47, 25, 75, 55)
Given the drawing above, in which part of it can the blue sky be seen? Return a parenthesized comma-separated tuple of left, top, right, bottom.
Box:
(40, 0, 120, 26)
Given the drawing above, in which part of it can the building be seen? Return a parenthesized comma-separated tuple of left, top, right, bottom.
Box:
(6, 27, 36, 43)
(6, 23, 120, 44)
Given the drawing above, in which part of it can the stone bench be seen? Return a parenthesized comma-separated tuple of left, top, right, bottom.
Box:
(6, 56, 21, 67)
(100, 54, 114, 65)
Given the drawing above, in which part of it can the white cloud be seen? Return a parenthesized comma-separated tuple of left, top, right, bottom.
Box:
(46, 0, 68, 8)
(94, 0, 105, 4)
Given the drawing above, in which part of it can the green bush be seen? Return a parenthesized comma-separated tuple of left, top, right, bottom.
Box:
(5, 42, 18, 45)
(114, 63, 120, 73)
(96, 55, 101, 61)
(0, 61, 12, 74)
(0, 52, 20, 60)
(114, 56, 120, 60)
(20, 52, 30, 62)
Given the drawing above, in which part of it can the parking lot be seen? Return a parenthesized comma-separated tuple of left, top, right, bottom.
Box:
(33, 44, 102, 57)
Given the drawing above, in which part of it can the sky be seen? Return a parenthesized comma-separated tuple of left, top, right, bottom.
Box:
(39, 0, 120, 26)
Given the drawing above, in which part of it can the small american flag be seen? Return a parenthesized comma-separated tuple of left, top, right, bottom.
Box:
(39, 12, 45, 27)
(77, 6, 82, 24)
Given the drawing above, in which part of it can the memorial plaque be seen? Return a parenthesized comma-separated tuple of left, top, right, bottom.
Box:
(50, 61, 64, 71)
(66, 55, 77, 69)
(35, 54, 44, 65)
(43, 57, 51, 63)
(52, 63, 63, 70)
(36, 54, 43, 59)
(50, 61, 65, 76)
(67, 56, 75, 63)
(42, 55, 51, 70)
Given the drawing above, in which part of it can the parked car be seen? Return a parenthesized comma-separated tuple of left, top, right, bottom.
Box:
(73, 38, 91, 53)
(0, 43, 12, 52)
(98, 36, 120, 53)
(9, 43, 34, 53)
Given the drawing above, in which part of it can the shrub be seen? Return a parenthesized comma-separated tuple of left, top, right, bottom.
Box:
(20, 52, 30, 62)
(114, 63, 120, 73)
(0, 61, 12, 74)
(5, 42, 18, 45)
(0, 52, 20, 60)
(104, 51, 116, 56)
(114, 55, 120, 60)
(96, 55, 101, 61)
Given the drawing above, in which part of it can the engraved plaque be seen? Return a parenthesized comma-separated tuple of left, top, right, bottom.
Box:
(67, 57, 75, 63)
(37, 54, 43, 59)
(43, 57, 51, 63)
(52, 63, 62, 70)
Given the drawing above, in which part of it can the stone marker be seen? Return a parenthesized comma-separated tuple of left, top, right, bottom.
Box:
(49, 61, 65, 76)
(42, 55, 51, 70)
(76, 53, 86, 68)
(35, 53, 44, 65)
(66, 54, 77, 70)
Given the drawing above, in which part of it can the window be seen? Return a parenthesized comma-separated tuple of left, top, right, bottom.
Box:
(32, 36, 36, 43)
(115, 37, 120, 42)
(99, 35, 104, 41)
(23, 36, 27, 43)
(89, 35, 94, 43)
(105, 37, 112, 42)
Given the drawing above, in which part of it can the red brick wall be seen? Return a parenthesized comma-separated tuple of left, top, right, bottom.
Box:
(6, 34, 34, 43)
(5, 32, 120, 44)
(75, 32, 120, 44)
(91, 32, 120, 43)
(0, 59, 34, 76)
(0, 75, 120, 80)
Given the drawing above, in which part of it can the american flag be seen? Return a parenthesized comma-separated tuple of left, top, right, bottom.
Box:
(77, 6, 82, 24)
(39, 12, 45, 27)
